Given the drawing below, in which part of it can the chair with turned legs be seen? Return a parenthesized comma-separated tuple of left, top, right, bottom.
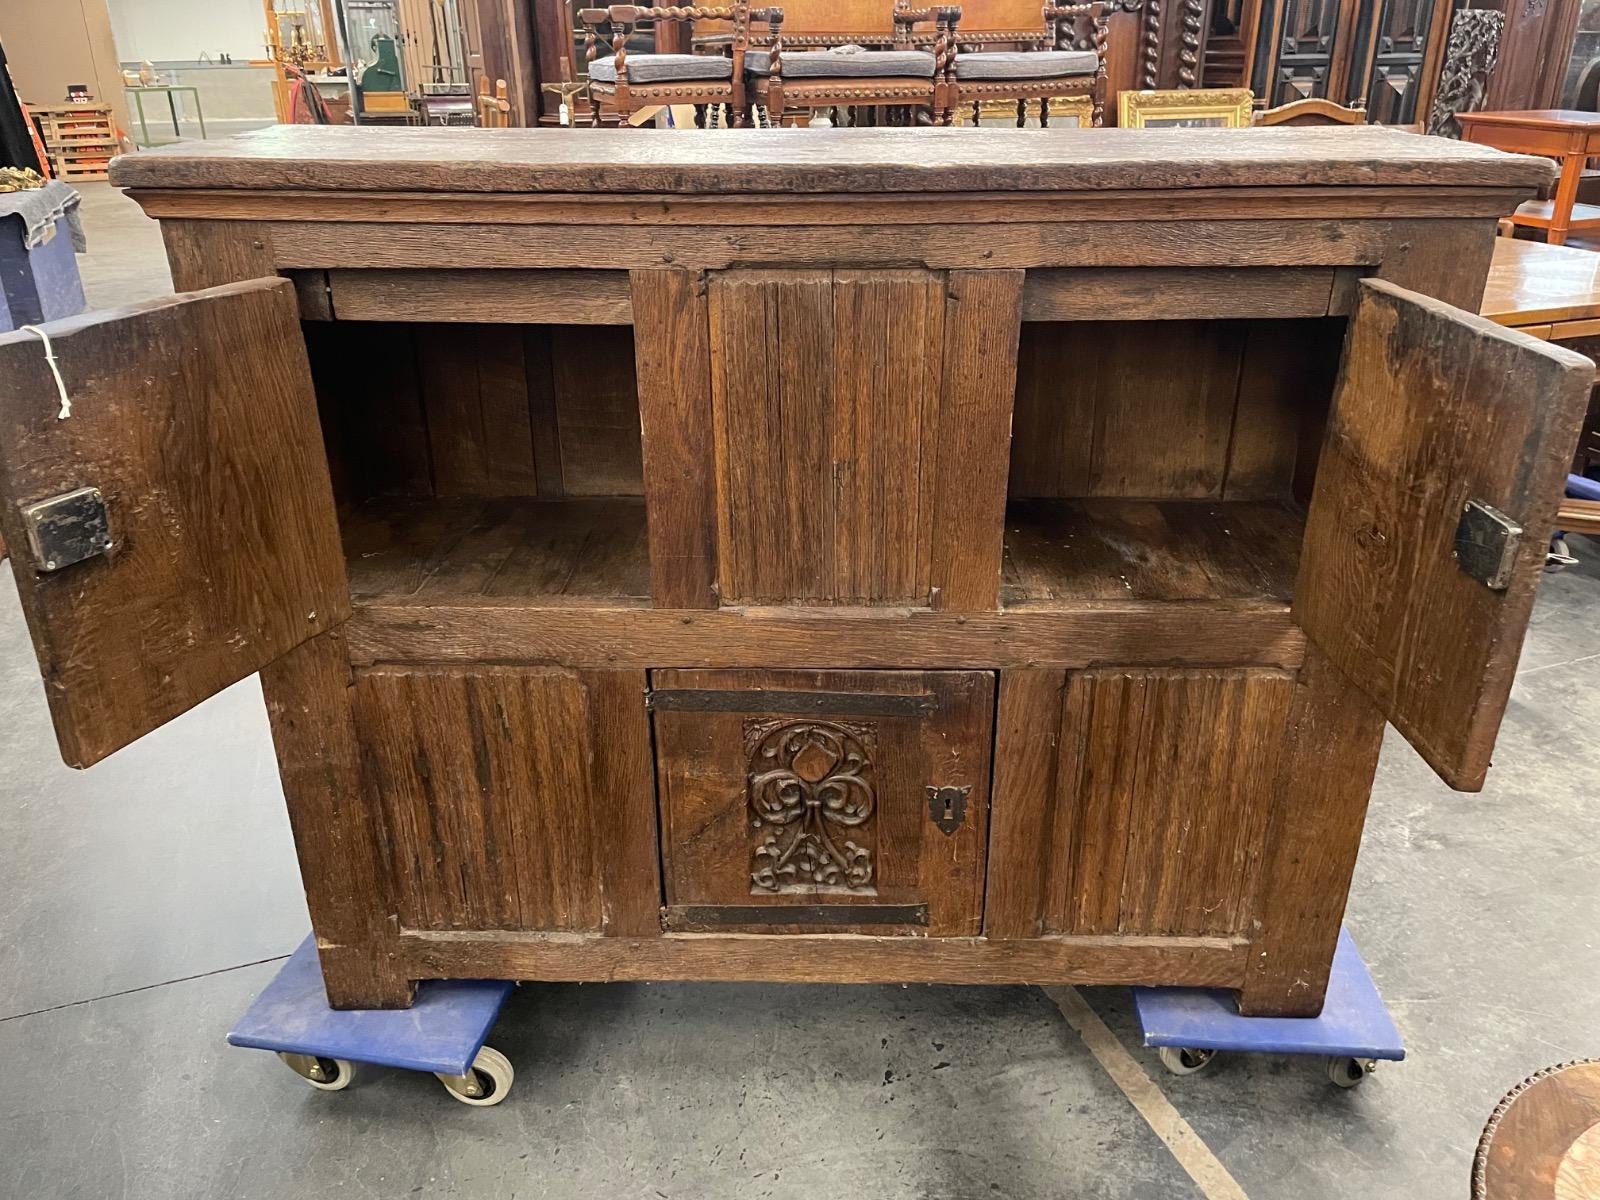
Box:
(581, 4, 750, 127)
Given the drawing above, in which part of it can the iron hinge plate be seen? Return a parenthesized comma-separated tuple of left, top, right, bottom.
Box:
(21, 486, 113, 573)
(1453, 499, 1522, 591)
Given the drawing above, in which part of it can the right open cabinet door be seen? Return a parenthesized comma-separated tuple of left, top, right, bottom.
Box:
(1297, 279, 1594, 791)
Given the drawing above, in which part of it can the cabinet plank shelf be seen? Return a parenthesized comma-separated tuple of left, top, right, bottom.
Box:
(342, 496, 649, 606)
(1001, 499, 1304, 608)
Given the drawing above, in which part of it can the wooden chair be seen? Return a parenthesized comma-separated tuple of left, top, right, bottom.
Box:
(581, 4, 750, 127)
(1254, 97, 1366, 126)
(742, 0, 959, 126)
(942, 0, 1109, 128)
(475, 77, 512, 127)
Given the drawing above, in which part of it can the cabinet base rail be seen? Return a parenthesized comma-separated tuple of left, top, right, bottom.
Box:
(396, 931, 1249, 988)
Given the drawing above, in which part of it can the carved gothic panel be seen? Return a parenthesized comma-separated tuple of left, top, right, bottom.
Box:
(746, 718, 878, 892)
(653, 668, 995, 937)
(1425, 9, 1504, 136)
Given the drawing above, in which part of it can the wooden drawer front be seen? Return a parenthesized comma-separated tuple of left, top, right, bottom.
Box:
(653, 669, 994, 936)
(987, 668, 1294, 939)
(354, 667, 659, 935)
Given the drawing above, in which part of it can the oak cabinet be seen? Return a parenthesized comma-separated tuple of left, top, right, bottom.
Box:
(0, 127, 1586, 1019)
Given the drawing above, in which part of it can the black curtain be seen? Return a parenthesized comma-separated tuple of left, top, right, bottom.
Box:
(0, 38, 44, 173)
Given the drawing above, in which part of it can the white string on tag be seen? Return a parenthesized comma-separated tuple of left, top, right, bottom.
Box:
(17, 324, 72, 419)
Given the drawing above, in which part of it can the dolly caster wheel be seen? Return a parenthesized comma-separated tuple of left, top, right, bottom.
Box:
(278, 1051, 355, 1091)
(1326, 1056, 1375, 1088)
(1158, 1046, 1216, 1076)
(435, 1046, 514, 1106)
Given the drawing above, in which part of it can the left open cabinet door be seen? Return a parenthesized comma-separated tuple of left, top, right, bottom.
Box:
(0, 279, 349, 768)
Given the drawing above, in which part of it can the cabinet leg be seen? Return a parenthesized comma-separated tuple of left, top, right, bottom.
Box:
(262, 631, 412, 1011)
(1236, 962, 1330, 1018)
(316, 942, 416, 1010)
(1237, 647, 1384, 1019)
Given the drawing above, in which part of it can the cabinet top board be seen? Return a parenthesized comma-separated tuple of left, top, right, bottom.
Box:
(109, 125, 1554, 196)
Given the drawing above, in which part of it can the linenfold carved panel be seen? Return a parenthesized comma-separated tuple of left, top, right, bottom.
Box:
(746, 718, 878, 892)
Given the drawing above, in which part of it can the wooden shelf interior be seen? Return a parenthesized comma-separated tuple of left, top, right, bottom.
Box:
(1002, 498, 1304, 607)
(315, 313, 1334, 614)
(310, 319, 650, 607)
(343, 496, 649, 605)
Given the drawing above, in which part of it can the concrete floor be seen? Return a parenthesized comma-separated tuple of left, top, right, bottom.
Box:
(3, 183, 1599, 1199)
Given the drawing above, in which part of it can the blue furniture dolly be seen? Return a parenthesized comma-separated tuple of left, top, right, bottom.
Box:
(1133, 928, 1404, 1088)
(229, 936, 517, 1105)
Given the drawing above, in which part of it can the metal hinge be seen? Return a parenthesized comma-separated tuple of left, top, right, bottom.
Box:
(1453, 499, 1523, 591)
(927, 784, 970, 836)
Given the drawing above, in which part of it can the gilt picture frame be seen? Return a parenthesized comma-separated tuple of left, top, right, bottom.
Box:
(1118, 88, 1254, 129)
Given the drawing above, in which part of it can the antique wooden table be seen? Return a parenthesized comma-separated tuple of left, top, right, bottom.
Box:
(0, 127, 1589, 1022)
(1483, 236, 1600, 336)
(1482, 236, 1600, 521)
(1475, 1060, 1600, 1199)
(1458, 110, 1600, 246)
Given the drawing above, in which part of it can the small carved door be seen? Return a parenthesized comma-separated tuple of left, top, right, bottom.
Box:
(652, 669, 994, 935)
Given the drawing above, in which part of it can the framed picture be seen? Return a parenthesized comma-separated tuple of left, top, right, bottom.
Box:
(1117, 88, 1254, 129)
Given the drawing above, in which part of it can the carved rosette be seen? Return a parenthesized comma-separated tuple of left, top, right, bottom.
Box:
(745, 718, 877, 892)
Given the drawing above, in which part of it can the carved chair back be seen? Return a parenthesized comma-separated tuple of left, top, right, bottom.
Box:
(944, 0, 1052, 44)
(580, 3, 751, 125)
(737, 0, 909, 47)
(1255, 97, 1367, 126)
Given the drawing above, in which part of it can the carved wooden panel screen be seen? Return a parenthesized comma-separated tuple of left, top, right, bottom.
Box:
(1253, 0, 1351, 104)
(703, 268, 1021, 609)
(1345, 0, 1450, 122)
(1231, 0, 1451, 119)
(652, 669, 995, 936)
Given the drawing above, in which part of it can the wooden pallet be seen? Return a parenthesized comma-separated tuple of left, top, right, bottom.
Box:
(33, 103, 116, 181)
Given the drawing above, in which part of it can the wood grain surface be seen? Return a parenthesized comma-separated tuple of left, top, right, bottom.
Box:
(1237, 646, 1383, 1016)
(1296, 279, 1593, 790)
(1010, 320, 1341, 502)
(987, 668, 1293, 940)
(261, 630, 414, 1009)
(109, 126, 1557, 195)
(355, 666, 659, 935)
(341, 497, 649, 604)
(709, 268, 947, 605)
(653, 668, 993, 936)
(346, 602, 1306, 668)
(402, 929, 1249, 986)
(633, 268, 719, 608)
(0, 280, 348, 767)
(1001, 499, 1304, 605)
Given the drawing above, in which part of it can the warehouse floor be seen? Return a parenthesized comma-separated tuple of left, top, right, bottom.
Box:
(3, 184, 1599, 1199)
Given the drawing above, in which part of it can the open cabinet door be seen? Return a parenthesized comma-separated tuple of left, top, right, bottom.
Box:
(0, 279, 348, 768)
(1297, 279, 1593, 792)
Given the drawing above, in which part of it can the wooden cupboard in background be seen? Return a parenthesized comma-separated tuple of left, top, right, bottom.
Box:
(1202, 0, 1453, 122)
(0, 126, 1586, 1028)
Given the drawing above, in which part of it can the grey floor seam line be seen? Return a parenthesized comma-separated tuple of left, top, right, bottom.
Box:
(0, 955, 290, 1024)
(1045, 985, 1250, 1200)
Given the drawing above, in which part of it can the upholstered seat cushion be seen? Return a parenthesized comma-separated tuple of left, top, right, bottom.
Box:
(744, 48, 936, 78)
(953, 50, 1098, 80)
(588, 53, 732, 84)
